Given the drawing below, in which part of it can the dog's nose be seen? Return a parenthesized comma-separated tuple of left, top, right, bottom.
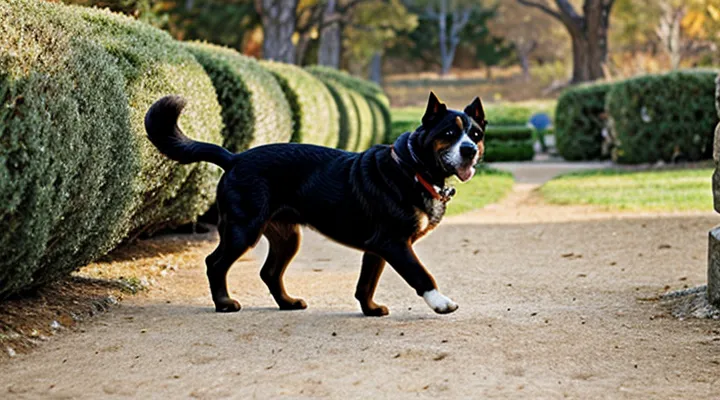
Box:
(459, 143, 478, 159)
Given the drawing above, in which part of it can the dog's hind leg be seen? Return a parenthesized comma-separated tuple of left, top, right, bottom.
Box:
(260, 222, 307, 310)
(355, 252, 388, 317)
(206, 219, 263, 312)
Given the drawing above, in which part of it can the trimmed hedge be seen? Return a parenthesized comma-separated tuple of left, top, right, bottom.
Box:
(319, 80, 361, 150)
(81, 10, 224, 236)
(485, 125, 534, 141)
(555, 82, 614, 161)
(608, 70, 719, 164)
(0, 0, 223, 298)
(484, 141, 535, 162)
(261, 61, 340, 147)
(484, 125, 535, 162)
(350, 89, 375, 151)
(185, 42, 293, 152)
(307, 66, 387, 148)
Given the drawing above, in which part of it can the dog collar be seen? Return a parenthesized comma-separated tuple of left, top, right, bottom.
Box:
(390, 146, 455, 203)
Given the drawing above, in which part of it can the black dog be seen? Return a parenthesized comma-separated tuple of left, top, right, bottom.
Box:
(145, 92, 486, 316)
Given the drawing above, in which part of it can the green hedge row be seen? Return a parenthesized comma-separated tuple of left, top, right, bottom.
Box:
(608, 70, 718, 164)
(0, 0, 223, 298)
(307, 66, 387, 149)
(0, 0, 390, 298)
(554, 82, 613, 161)
(261, 61, 340, 147)
(484, 141, 535, 162)
(185, 42, 293, 152)
(485, 126, 534, 141)
(555, 70, 719, 164)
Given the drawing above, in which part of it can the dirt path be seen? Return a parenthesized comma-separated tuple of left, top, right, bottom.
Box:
(4, 163, 720, 399)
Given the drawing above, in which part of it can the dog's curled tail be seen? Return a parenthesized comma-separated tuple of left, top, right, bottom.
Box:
(145, 95, 233, 170)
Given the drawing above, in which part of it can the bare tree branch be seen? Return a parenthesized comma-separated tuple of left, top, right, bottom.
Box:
(516, 0, 563, 20)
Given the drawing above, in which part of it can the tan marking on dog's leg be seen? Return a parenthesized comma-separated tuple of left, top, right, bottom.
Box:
(261, 222, 307, 310)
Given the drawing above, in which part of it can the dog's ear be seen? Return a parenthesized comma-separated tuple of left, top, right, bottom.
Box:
(422, 91, 447, 126)
(464, 97, 486, 127)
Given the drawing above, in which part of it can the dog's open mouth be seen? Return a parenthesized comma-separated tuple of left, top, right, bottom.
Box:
(455, 164, 475, 182)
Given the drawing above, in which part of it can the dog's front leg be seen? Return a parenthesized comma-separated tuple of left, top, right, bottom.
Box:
(355, 252, 389, 317)
(378, 243, 458, 314)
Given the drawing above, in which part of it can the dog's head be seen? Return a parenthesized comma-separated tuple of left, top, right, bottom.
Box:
(415, 92, 487, 182)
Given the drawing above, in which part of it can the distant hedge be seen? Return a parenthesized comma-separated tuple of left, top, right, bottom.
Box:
(261, 61, 339, 147)
(608, 70, 718, 164)
(484, 141, 535, 162)
(185, 42, 293, 152)
(485, 125, 534, 141)
(555, 82, 614, 161)
(307, 66, 387, 148)
(0, 0, 223, 298)
(484, 126, 535, 162)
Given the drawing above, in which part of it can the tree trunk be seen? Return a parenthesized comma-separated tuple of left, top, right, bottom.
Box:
(318, 0, 341, 68)
(570, 34, 591, 83)
(584, 0, 610, 80)
(437, 0, 450, 75)
(485, 65, 492, 81)
(295, 33, 311, 65)
(434, 1, 471, 76)
(369, 52, 382, 84)
(516, 0, 614, 84)
(657, 1, 686, 70)
(519, 51, 531, 81)
(261, 0, 298, 63)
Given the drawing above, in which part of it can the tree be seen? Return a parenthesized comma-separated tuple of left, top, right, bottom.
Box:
(517, 0, 616, 83)
(459, 7, 514, 80)
(316, 0, 380, 68)
(488, 2, 568, 81)
(256, 0, 299, 63)
(343, 0, 417, 81)
(414, 0, 474, 76)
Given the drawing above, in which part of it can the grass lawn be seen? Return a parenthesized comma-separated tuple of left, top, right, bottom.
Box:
(540, 168, 714, 212)
(445, 167, 514, 216)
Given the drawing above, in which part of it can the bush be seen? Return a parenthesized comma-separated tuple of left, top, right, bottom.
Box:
(349, 90, 375, 151)
(486, 105, 533, 125)
(185, 42, 293, 152)
(261, 61, 340, 147)
(608, 70, 719, 164)
(79, 8, 224, 235)
(312, 79, 359, 150)
(484, 141, 535, 162)
(0, 0, 223, 298)
(307, 66, 388, 149)
(554, 82, 614, 161)
(485, 125, 534, 141)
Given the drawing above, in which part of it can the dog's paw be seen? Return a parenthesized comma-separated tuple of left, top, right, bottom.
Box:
(279, 298, 307, 310)
(362, 304, 389, 317)
(215, 298, 242, 313)
(423, 289, 458, 314)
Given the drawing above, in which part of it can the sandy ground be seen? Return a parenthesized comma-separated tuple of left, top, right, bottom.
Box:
(4, 163, 720, 399)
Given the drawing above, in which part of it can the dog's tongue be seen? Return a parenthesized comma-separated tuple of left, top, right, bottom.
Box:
(456, 165, 475, 182)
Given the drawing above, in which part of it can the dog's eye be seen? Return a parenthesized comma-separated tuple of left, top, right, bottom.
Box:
(445, 131, 454, 137)
(471, 130, 484, 141)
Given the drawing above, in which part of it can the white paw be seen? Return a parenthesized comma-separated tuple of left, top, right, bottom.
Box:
(423, 289, 458, 314)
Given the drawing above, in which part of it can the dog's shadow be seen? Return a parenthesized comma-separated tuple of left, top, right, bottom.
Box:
(127, 302, 437, 322)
